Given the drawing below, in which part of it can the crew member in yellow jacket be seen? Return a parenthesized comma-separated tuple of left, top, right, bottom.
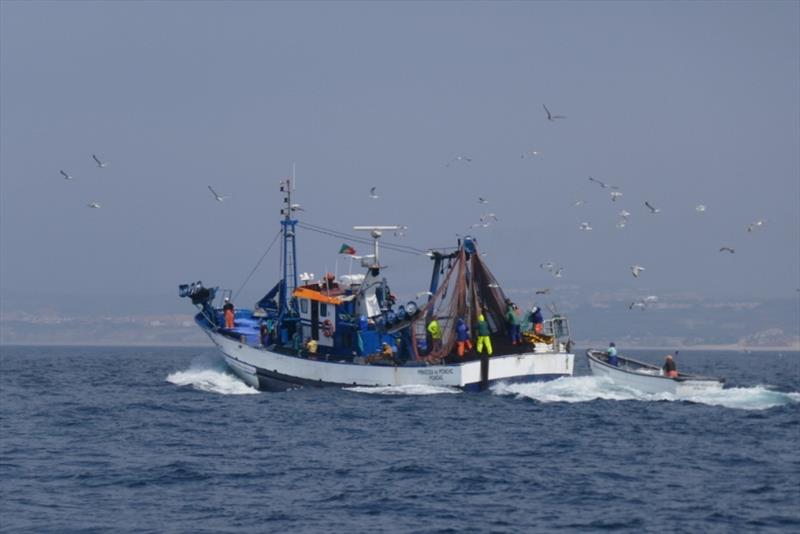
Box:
(427, 316, 443, 353)
(476, 314, 493, 355)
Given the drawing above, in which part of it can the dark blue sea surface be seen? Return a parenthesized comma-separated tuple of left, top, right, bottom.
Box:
(1, 346, 798, 533)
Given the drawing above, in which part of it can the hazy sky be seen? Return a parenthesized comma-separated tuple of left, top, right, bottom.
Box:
(1, 1, 798, 315)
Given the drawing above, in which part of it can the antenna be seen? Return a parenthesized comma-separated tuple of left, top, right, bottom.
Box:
(353, 225, 403, 268)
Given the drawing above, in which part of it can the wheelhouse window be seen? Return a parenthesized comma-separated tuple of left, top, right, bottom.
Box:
(300, 298, 308, 314)
(320, 303, 328, 317)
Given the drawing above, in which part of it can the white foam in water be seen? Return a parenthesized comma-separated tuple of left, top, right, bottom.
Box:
(166, 354, 259, 395)
(345, 384, 462, 396)
(495, 376, 800, 411)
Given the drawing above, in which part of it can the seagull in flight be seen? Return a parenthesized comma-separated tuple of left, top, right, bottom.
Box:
(543, 104, 566, 121)
(60, 170, 74, 180)
(610, 191, 623, 202)
(87, 202, 101, 209)
(644, 201, 661, 214)
(747, 219, 767, 232)
(719, 246, 735, 254)
(488, 282, 500, 288)
(208, 185, 229, 202)
(572, 200, 586, 207)
(521, 149, 541, 159)
(478, 197, 489, 204)
(369, 187, 379, 199)
(616, 219, 627, 229)
(480, 212, 498, 222)
(695, 204, 707, 212)
(631, 265, 645, 278)
(535, 288, 551, 295)
(540, 261, 555, 272)
(619, 209, 631, 218)
(588, 176, 619, 190)
(579, 222, 593, 231)
(629, 295, 658, 310)
(445, 155, 472, 167)
(92, 154, 108, 168)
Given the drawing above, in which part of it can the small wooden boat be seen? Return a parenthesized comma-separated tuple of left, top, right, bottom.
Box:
(586, 349, 724, 395)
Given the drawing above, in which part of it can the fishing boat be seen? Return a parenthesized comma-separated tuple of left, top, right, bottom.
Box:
(180, 178, 575, 391)
(586, 349, 725, 395)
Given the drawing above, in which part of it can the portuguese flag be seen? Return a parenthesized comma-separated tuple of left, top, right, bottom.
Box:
(339, 243, 356, 255)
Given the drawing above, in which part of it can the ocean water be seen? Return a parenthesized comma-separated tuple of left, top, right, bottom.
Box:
(1, 346, 798, 533)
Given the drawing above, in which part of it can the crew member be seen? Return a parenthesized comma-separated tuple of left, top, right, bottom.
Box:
(223, 298, 235, 329)
(663, 354, 678, 378)
(530, 305, 544, 335)
(506, 301, 521, 345)
(427, 316, 443, 353)
(476, 314, 493, 356)
(455, 318, 472, 357)
(607, 342, 618, 366)
(305, 337, 318, 356)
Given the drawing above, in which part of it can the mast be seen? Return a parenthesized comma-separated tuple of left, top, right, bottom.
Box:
(279, 178, 299, 316)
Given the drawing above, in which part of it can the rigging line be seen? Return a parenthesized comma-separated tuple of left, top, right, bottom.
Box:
(297, 222, 428, 255)
(233, 229, 282, 301)
(297, 221, 426, 253)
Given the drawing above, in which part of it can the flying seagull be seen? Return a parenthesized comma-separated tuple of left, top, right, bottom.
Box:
(695, 204, 707, 212)
(478, 197, 489, 204)
(480, 212, 498, 222)
(535, 288, 551, 295)
(747, 219, 767, 232)
(208, 185, 229, 202)
(87, 202, 101, 209)
(543, 104, 566, 121)
(610, 191, 623, 202)
(619, 209, 631, 218)
(521, 149, 541, 159)
(631, 265, 645, 278)
(719, 246, 735, 254)
(540, 262, 555, 272)
(588, 176, 619, 190)
(644, 201, 661, 214)
(616, 219, 627, 229)
(488, 282, 500, 288)
(92, 154, 108, 168)
(629, 295, 658, 310)
(445, 155, 472, 167)
(572, 200, 586, 207)
(579, 222, 593, 231)
(369, 187, 379, 199)
(59, 170, 74, 180)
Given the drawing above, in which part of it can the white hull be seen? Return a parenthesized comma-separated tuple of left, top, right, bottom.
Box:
(207, 329, 574, 391)
(586, 350, 724, 396)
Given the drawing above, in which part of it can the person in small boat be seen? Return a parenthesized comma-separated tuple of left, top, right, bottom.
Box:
(663, 354, 678, 378)
(223, 298, 235, 329)
(529, 306, 544, 335)
(476, 314, 493, 356)
(427, 316, 443, 353)
(506, 300, 521, 345)
(455, 317, 472, 357)
(606, 342, 618, 366)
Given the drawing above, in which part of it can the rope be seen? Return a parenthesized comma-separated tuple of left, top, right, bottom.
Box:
(297, 221, 429, 255)
(233, 229, 282, 301)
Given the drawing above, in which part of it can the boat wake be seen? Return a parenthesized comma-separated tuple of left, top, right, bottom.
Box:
(494, 376, 800, 411)
(166, 354, 259, 395)
(345, 384, 462, 396)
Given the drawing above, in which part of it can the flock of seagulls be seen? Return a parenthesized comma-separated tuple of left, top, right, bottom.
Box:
(58, 154, 108, 208)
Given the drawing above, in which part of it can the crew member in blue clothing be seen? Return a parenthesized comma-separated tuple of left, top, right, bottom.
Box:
(607, 342, 618, 366)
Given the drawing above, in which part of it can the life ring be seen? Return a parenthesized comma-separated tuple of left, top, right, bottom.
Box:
(322, 319, 334, 337)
